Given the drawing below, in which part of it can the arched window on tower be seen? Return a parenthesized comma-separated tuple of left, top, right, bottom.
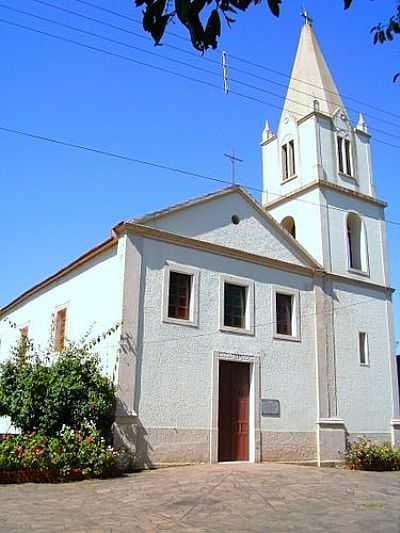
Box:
(281, 216, 296, 239)
(346, 213, 368, 272)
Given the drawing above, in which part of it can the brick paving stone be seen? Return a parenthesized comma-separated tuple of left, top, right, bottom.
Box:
(0, 463, 400, 532)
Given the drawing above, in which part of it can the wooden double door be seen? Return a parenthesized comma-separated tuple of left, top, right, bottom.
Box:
(218, 361, 250, 462)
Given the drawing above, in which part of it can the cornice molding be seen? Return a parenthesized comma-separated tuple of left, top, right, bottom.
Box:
(1, 222, 393, 319)
(264, 179, 387, 210)
(115, 222, 320, 277)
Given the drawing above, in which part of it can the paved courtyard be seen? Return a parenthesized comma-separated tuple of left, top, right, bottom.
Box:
(1, 463, 400, 532)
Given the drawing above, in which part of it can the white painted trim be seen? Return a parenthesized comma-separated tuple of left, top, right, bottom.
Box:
(162, 262, 200, 328)
(271, 286, 301, 342)
(219, 274, 255, 336)
(210, 351, 260, 464)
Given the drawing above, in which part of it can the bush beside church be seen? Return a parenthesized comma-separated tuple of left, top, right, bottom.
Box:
(0, 331, 133, 483)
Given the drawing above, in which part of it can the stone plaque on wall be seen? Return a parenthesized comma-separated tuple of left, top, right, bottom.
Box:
(261, 399, 280, 417)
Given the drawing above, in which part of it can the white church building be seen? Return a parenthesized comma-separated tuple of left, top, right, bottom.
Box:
(1, 20, 399, 466)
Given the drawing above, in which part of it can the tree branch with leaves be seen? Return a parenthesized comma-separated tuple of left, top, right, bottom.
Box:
(137, 0, 353, 52)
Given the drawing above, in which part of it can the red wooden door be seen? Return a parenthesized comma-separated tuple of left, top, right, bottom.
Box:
(218, 361, 249, 462)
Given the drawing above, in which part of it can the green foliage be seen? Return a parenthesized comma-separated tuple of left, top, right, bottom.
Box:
(0, 427, 132, 480)
(370, 2, 400, 81)
(137, 0, 352, 51)
(0, 341, 116, 441)
(345, 438, 400, 471)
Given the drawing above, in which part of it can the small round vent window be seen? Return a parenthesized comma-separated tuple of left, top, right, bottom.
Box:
(231, 214, 240, 225)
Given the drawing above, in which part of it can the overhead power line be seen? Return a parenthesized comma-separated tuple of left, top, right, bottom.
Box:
(50, 0, 400, 122)
(1, 124, 400, 227)
(3, 13, 400, 144)
(20, 0, 400, 133)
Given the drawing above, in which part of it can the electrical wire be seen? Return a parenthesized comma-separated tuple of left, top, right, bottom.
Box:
(4, 13, 400, 147)
(1, 124, 400, 228)
(18, 0, 400, 134)
(47, 0, 400, 121)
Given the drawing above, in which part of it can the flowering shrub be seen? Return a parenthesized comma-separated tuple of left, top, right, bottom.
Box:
(0, 425, 133, 482)
(345, 438, 400, 471)
(0, 341, 115, 441)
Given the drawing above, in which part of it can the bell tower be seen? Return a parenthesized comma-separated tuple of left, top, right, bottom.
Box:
(262, 16, 389, 287)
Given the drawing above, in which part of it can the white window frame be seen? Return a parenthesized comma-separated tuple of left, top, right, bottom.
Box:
(53, 303, 69, 352)
(219, 274, 255, 336)
(162, 263, 200, 327)
(272, 287, 301, 342)
(281, 140, 297, 183)
(336, 134, 355, 179)
(358, 331, 370, 367)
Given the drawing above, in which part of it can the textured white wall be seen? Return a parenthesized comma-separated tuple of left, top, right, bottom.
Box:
(323, 189, 386, 285)
(333, 281, 394, 433)
(262, 114, 375, 205)
(0, 246, 123, 434)
(137, 238, 318, 435)
(149, 191, 308, 266)
(262, 115, 319, 205)
(268, 188, 324, 265)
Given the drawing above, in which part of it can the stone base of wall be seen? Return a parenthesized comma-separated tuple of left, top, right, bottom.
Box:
(115, 423, 400, 466)
(348, 433, 392, 444)
(136, 428, 210, 466)
(391, 419, 400, 447)
(260, 432, 317, 462)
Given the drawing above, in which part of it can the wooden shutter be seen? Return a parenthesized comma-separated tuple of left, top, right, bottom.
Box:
(54, 308, 67, 351)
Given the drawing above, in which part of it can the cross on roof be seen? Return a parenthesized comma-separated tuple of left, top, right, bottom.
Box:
(224, 149, 243, 185)
(301, 8, 313, 26)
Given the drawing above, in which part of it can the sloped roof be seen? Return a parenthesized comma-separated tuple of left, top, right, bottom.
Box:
(282, 21, 345, 121)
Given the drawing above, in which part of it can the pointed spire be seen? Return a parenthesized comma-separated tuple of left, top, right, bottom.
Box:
(281, 19, 345, 122)
(357, 113, 369, 134)
(262, 119, 273, 143)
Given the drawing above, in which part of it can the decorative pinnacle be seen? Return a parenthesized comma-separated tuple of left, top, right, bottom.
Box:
(357, 113, 369, 134)
(301, 7, 313, 26)
(262, 120, 273, 142)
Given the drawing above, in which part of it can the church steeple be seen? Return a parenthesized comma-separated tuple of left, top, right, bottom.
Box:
(261, 18, 384, 282)
(281, 15, 345, 122)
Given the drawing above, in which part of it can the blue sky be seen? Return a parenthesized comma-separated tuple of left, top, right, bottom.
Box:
(1, 0, 399, 344)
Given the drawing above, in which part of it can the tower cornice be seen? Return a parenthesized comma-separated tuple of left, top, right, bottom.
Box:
(264, 179, 387, 210)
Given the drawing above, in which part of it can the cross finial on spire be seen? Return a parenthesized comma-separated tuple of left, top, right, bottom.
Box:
(301, 7, 313, 26)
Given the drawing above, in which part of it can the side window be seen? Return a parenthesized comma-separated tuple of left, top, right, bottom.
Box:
(281, 216, 296, 239)
(168, 271, 192, 321)
(162, 265, 199, 327)
(337, 135, 353, 176)
(54, 308, 67, 352)
(20, 326, 29, 339)
(273, 289, 300, 341)
(220, 275, 254, 335)
(359, 332, 369, 366)
(346, 213, 368, 273)
(281, 140, 296, 181)
(224, 283, 247, 329)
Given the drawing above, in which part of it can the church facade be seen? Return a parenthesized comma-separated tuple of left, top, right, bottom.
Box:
(1, 21, 399, 466)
